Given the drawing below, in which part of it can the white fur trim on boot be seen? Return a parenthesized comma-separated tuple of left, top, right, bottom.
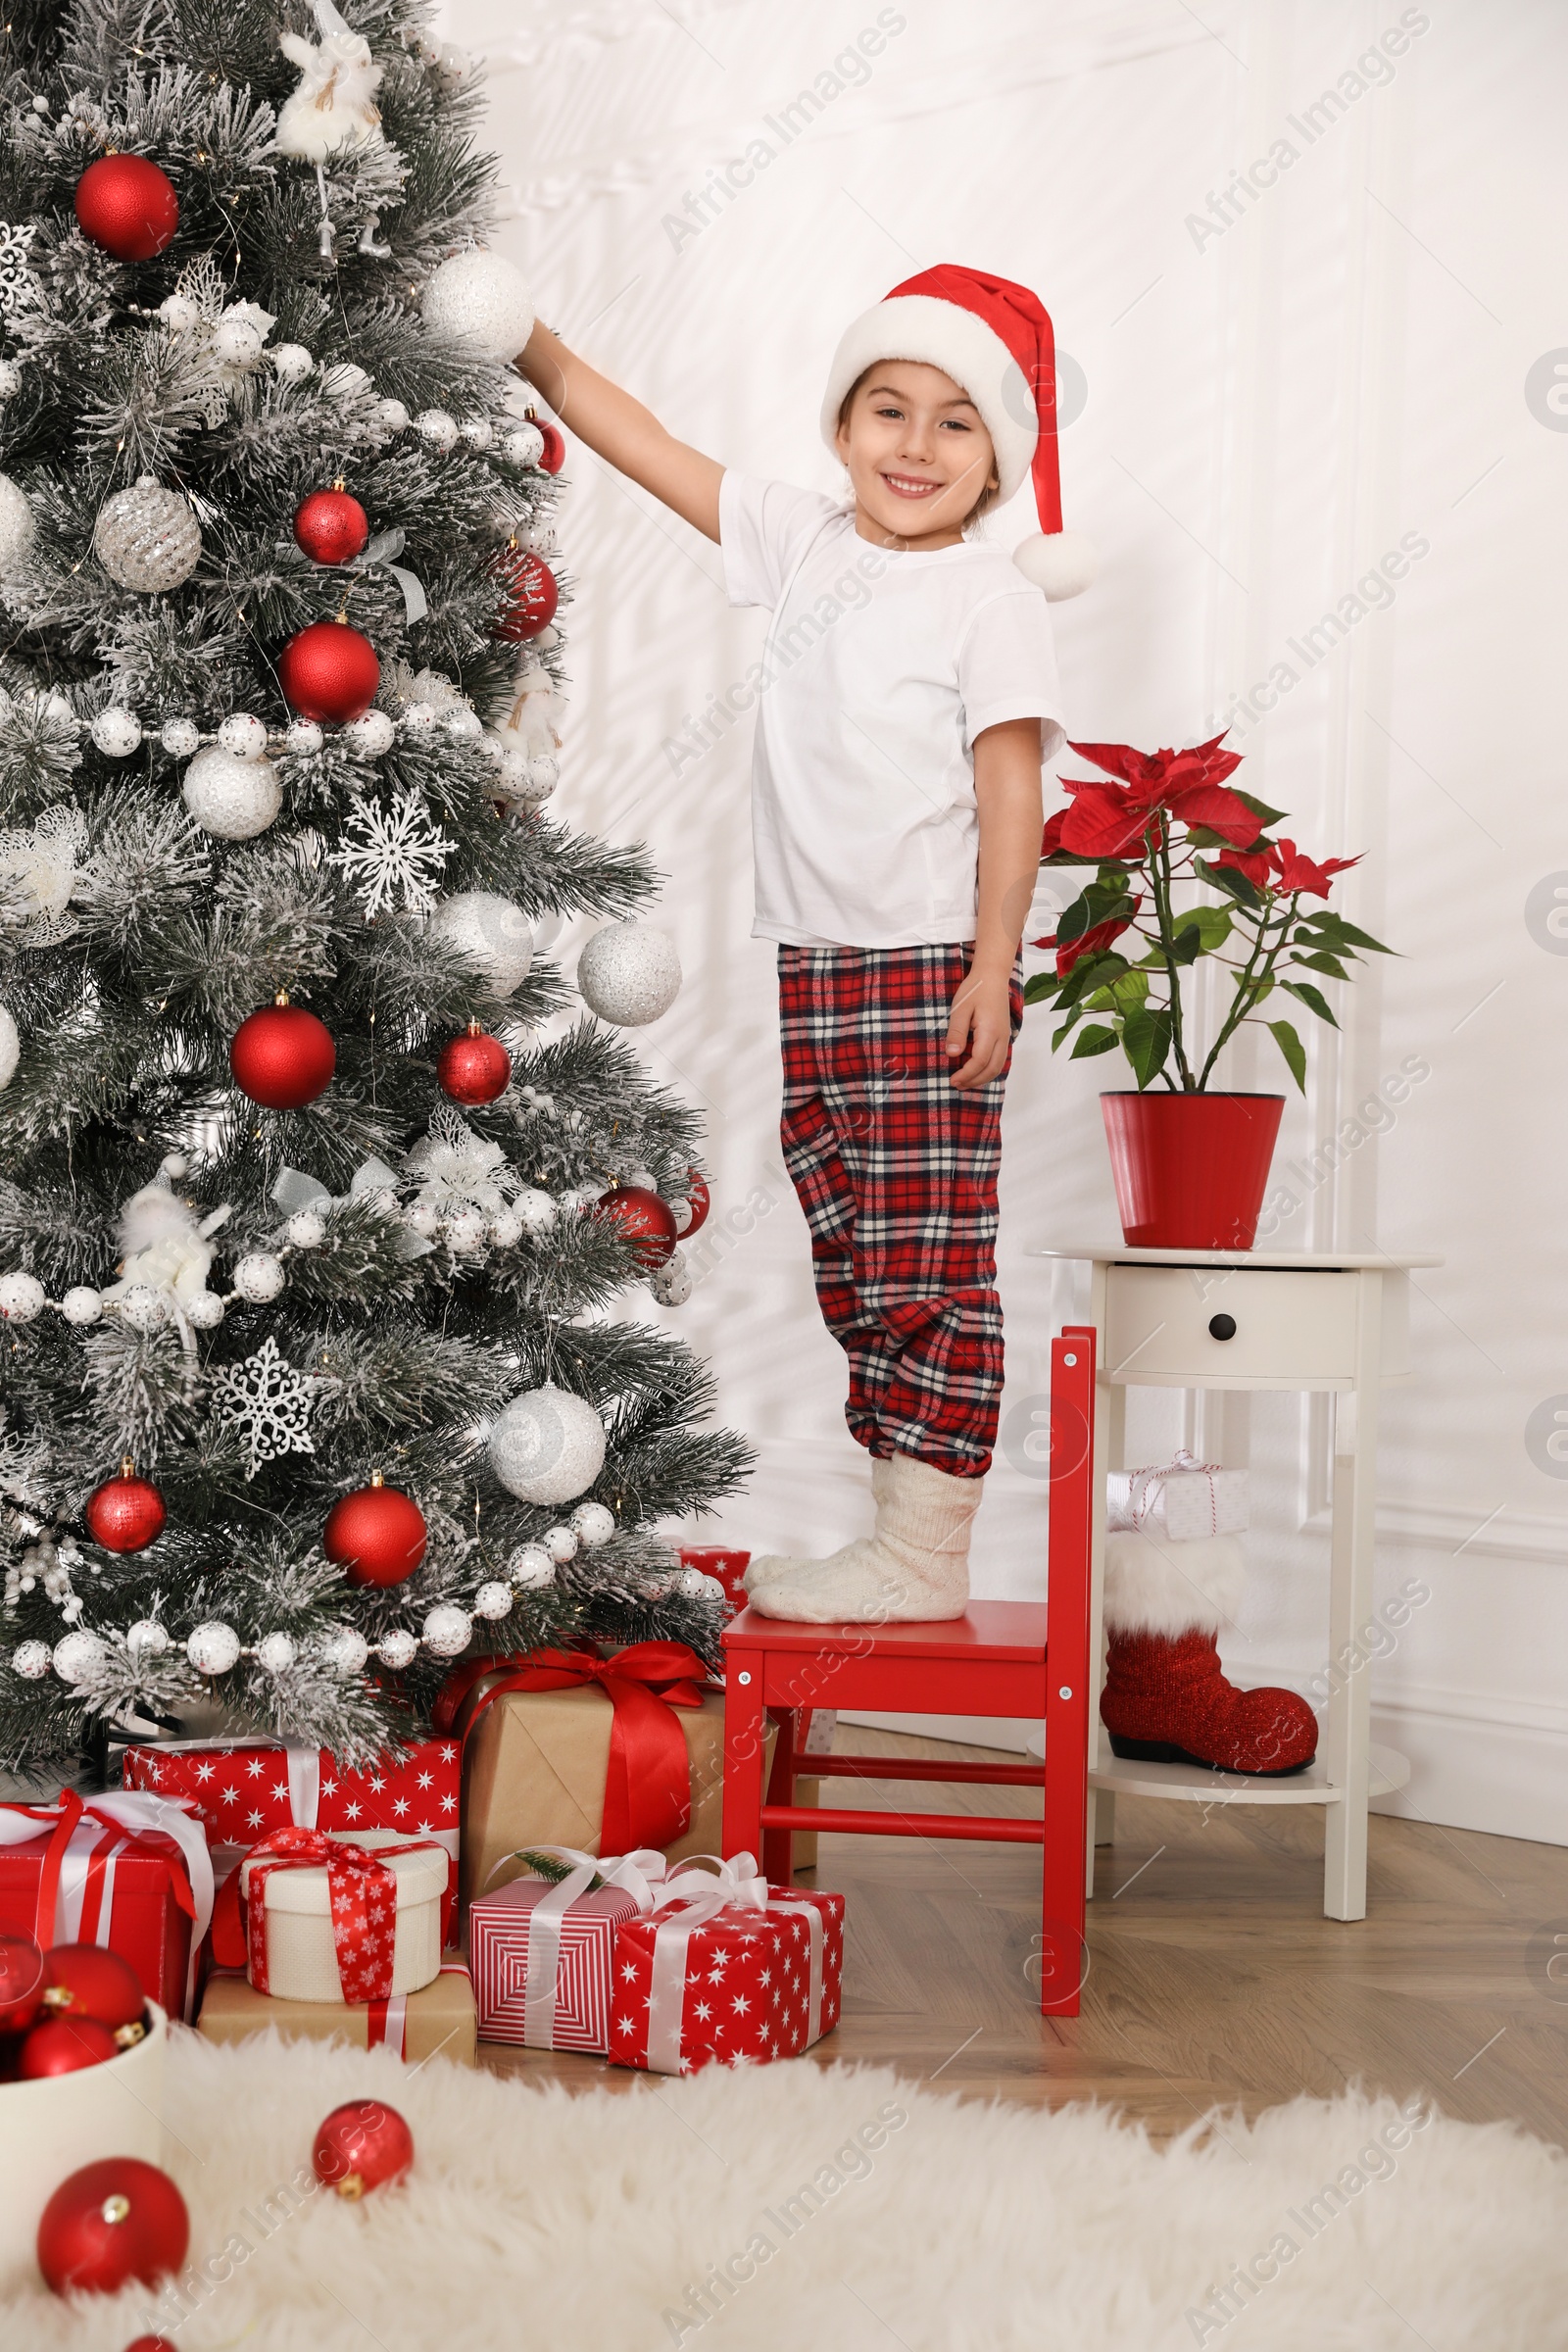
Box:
(748, 1452, 979, 1624)
(1102, 1530, 1248, 1640)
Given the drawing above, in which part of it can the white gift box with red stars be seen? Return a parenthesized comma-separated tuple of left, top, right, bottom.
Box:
(609, 1880, 844, 2075)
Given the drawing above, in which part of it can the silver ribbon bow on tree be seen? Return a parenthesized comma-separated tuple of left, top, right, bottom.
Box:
(270, 1156, 434, 1259)
(350, 526, 427, 625)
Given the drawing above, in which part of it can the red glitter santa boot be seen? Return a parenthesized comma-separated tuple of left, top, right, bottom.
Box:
(1099, 1530, 1318, 1777)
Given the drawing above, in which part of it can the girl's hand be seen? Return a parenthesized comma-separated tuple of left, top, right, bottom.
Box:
(947, 962, 1014, 1089)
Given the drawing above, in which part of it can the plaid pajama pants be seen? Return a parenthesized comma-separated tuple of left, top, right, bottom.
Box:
(777, 944, 1022, 1480)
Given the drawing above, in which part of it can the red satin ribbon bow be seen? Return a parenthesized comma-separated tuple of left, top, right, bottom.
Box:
(4, 1788, 199, 1945)
(238, 1826, 446, 2003)
(435, 1642, 711, 1855)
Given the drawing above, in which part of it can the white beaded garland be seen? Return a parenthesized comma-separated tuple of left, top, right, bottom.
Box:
(459, 416, 493, 451)
(186, 1291, 224, 1330)
(405, 1200, 441, 1240)
(421, 1602, 472, 1658)
(416, 408, 459, 453)
(524, 755, 560, 802)
(507, 1544, 555, 1591)
(401, 701, 437, 734)
(321, 362, 371, 400)
(233, 1251, 285, 1302)
(257, 1631, 297, 1675)
(427, 891, 534, 997)
(214, 314, 264, 368)
(472, 1580, 514, 1621)
(0, 1271, 45, 1322)
(345, 710, 395, 757)
(576, 921, 682, 1026)
(0, 473, 35, 572)
(0, 359, 22, 400)
(126, 1619, 170, 1657)
(118, 1283, 167, 1331)
(569, 1500, 616, 1548)
(514, 1190, 557, 1236)
(90, 707, 142, 757)
(0, 1005, 20, 1092)
(541, 1523, 578, 1563)
(487, 1385, 606, 1506)
(218, 712, 269, 760)
(674, 1566, 725, 1601)
(502, 423, 544, 469)
(158, 292, 202, 331)
(270, 341, 314, 384)
(443, 706, 483, 743)
(94, 477, 202, 593)
(444, 1204, 487, 1254)
(321, 1624, 369, 1676)
(61, 1286, 103, 1325)
(487, 1205, 523, 1249)
(182, 746, 281, 840)
(650, 1251, 693, 1306)
(186, 1619, 241, 1674)
(283, 1209, 326, 1250)
(421, 249, 535, 361)
(375, 1628, 418, 1670)
(373, 398, 410, 435)
(52, 1629, 108, 1685)
(10, 1640, 51, 1680)
(161, 717, 201, 757)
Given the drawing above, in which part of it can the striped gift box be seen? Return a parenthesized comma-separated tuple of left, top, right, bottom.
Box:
(469, 1877, 643, 2052)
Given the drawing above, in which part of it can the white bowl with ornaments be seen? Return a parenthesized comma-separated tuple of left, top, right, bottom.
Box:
(0, 1999, 169, 2297)
(241, 1832, 448, 2002)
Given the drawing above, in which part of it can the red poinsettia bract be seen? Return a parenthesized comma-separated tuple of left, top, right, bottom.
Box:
(1048, 733, 1262, 859)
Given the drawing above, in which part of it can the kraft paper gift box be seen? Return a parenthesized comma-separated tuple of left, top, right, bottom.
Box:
(197, 1955, 477, 2067)
(457, 1682, 773, 1913)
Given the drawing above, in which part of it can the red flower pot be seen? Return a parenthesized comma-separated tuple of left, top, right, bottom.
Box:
(1101, 1093, 1284, 1250)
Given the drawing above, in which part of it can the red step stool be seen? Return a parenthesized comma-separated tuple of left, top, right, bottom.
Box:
(720, 1330, 1096, 2016)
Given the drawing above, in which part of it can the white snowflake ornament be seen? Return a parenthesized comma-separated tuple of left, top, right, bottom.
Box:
(0, 221, 40, 318)
(210, 1335, 318, 1480)
(330, 790, 452, 917)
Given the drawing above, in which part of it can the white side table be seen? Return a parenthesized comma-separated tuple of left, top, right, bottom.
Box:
(1036, 1244, 1441, 1921)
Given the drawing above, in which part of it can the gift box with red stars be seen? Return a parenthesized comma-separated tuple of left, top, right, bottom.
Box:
(608, 1883, 844, 2075)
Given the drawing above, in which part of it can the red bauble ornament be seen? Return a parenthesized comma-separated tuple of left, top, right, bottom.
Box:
(84, 1464, 166, 1554)
(20, 2016, 120, 2078)
(675, 1169, 710, 1239)
(124, 2339, 181, 2352)
(277, 617, 380, 723)
(323, 1476, 427, 1589)
(437, 1022, 512, 1105)
(491, 543, 559, 643)
(536, 420, 566, 474)
(0, 1931, 42, 2033)
(230, 997, 336, 1110)
(36, 2159, 190, 2297)
(294, 487, 370, 566)
(74, 155, 179, 264)
(598, 1183, 679, 1268)
(313, 2098, 415, 2198)
(43, 1942, 145, 2034)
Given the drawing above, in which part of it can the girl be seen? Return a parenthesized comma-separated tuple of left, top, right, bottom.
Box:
(517, 266, 1090, 1622)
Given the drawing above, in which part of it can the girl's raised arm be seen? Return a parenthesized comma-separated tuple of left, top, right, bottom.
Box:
(516, 321, 723, 543)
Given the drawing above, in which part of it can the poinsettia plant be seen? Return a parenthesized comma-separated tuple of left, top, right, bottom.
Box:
(1026, 733, 1391, 1092)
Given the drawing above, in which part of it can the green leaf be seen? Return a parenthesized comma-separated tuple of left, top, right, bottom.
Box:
(1108, 968, 1151, 1010)
(1281, 977, 1339, 1028)
(1232, 788, 1289, 826)
(1194, 856, 1265, 912)
(1268, 1019, 1307, 1094)
(1022, 972, 1062, 1006)
(1297, 910, 1393, 955)
(1168, 921, 1204, 965)
(1235, 972, 1274, 1004)
(1183, 904, 1235, 951)
(1122, 1006, 1173, 1091)
(1051, 1010, 1086, 1052)
(1290, 950, 1349, 980)
(1070, 1023, 1121, 1059)
(1054, 893, 1095, 947)
(1054, 951, 1129, 1010)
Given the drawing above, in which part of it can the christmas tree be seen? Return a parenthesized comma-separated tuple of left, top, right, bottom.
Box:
(0, 0, 747, 1778)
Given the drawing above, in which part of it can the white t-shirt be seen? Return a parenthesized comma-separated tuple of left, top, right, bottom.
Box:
(718, 472, 1066, 950)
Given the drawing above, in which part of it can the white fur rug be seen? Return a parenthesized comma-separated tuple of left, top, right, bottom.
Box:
(7, 2032, 1567, 2350)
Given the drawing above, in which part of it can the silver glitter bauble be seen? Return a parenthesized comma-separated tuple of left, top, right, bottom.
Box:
(94, 477, 202, 593)
(11, 1640, 51, 1680)
(233, 1251, 285, 1302)
(472, 1580, 514, 1621)
(161, 717, 201, 757)
(460, 416, 493, 451)
(61, 1286, 103, 1325)
(569, 1501, 616, 1548)
(487, 1384, 606, 1506)
(421, 1602, 472, 1658)
(0, 1005, 19, 1091)
(346, 710, 395, 757)
(182, 746, 281, 840)
(270, 341, 314, 384)
(218, 712, 268, 760)
(187, 1619, 241, 1674)
(576, 921, 682, 1026)
(0, 1271, 45, 1322)
(0, 473, 33, 572)
(421, 250, 534, 361)
(321, 1624, 369, 1676)
(126, 1619, 170, 1657)
(502, 423, 544, 468)
(428, 890, 534, 997)
(507, 1544, 555, 1591)
(376, 1628, 418, 1670)
(257, 1631, 297, 1675)
(373, 398, 410, 435)
(416, 408, 459, 453)
(90, 706, 142, 757)
(52, 1629, 108, 1686)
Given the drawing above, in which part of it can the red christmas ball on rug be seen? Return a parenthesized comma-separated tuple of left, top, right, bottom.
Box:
(536, 420, 566, 474)
(294, 487, 369, 566)
(437, 1022, 512, 1105)
(43, 1942, 145, 2034)
(313, 2098, 415, 2198)
(673, 1169, 710, 1238)
(85, 1465, 166, 1554)
(0, 1932, 43, 2033)
(491, 543, 558, 643)
(277, 617, 380, 722)
(324, 1476, 428, 1589)
(20, 2015, 120, 2078)
(74, 155, 179, 263)
(123, 2338, 182, 2352)
(36, 2158, 190, 2296)
(230, 997, 335, 1109)
(598, 1183, 678, 1268)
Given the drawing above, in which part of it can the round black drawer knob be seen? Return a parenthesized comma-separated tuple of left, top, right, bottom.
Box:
(1208, 1313, 1238, 1341)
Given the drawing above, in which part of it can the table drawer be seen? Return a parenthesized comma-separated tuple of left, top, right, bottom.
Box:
(1103, 1264, 1406, 1388)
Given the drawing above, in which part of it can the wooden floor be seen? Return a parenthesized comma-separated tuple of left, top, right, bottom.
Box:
(480, 1726, 1568, 2145)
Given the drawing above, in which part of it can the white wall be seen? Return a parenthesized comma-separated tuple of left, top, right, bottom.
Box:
(440, 0, 1568, 1842)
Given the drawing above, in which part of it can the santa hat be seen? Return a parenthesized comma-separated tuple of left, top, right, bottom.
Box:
(819, 264, 1095, 601)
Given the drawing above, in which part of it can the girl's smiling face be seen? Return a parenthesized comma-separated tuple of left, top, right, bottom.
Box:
(835, 359, 1000, 549)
